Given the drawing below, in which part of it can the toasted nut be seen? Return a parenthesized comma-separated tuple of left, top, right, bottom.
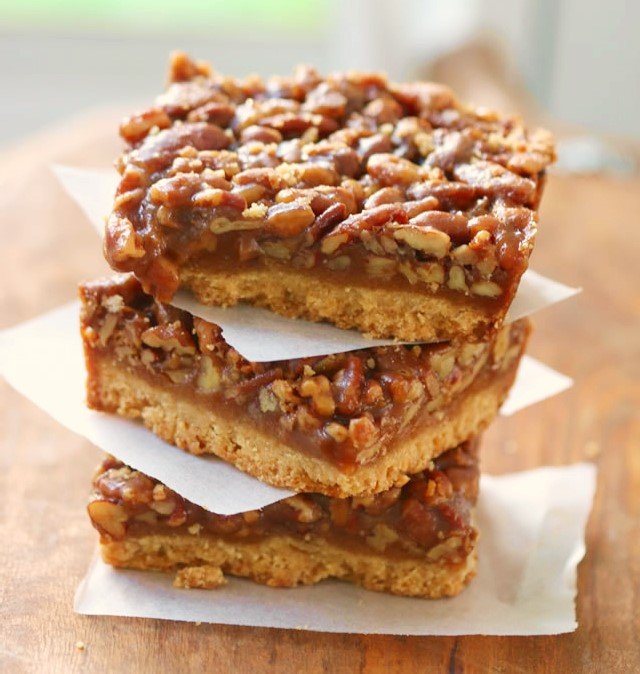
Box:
(197, 356, 221, 392)
(447, 265, 468, 292)
(240, 125, 283, 144)
(140, 349, 156, 367)
(265, 201, 315, 236)
(87, 500, 128, 539)
(192, 188, 228, 208)
(120, 108, 172, 144)
(367, 153, 419, 185)
(326, 255, 351, 271)
(348, 416, 379, 449)
(326, 422, 349, 443)
(296, 405, 322, 432)
(476, 257, 498, 277)
(320, 231, 349, 255)
(209, 217, 262, 234)
(360, 231, 385, 255)
(275, 162, 339, 188)
(363, 380, 384, 406)
(452, 244, 479, 266)
(363, 97, 403, 123)
(258, 386, 279, 413)
(379, 235, 399, 255)
(286, 495, 323, 523)
(402, 196, 439, 219)
(431, 351, 456, 380)
(150, 497, 176, 516)
(231, 183, 267, 204)
(98, 313, 118, 346)
(113, 188, 144, 211)
(366, 524, 400, 552)
(470, 280, 503, 297)
(366, 255, 397, 279)
(141, 323, 196, 355)
(299, 375, 335, 416)
(414, 131, 434, 157)
(392, 225, 451, 258)
(156, 204, 181, 229)
(363, 186, 404, 209)
(416, 262, 444, 285)
(165, 369, 192, 384)
(106, 215, 146, 262)
(242, 203, 269, 220)
(398, 261, 418, 284)
(262, 241, 292, 260)
(459, 342, 485, 366)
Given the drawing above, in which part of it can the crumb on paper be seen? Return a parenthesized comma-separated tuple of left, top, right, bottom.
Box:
(75, 641, 86, 651)
(584, 441, 601, 459)
(174, 565, 226, 589)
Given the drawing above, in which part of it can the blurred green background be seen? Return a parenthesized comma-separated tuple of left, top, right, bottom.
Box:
(0, 0, 638, 153)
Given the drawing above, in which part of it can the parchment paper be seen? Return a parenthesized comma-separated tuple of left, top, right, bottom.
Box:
(74, 463, 596, 636)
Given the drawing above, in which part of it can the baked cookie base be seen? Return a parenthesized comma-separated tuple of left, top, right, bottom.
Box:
(87, 353, 520, 497)
(180, 264, 500, 343)
(102, 533, 477, 599)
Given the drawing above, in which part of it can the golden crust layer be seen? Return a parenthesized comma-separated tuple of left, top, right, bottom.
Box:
(102, 533, 477, 598)
(181, 263, 491, 342)
(87, 354, 519, 497)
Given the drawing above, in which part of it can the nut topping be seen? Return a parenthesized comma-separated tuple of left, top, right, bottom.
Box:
(391, 225, 451, 258)
(106, 55, 554, 306)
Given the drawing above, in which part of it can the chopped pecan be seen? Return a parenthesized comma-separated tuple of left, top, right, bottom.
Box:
(348, 415, 379, 450)
(299, 375, 335, 417)
(332, 356, 364, 416)
(105, 215, 146, 263)
(120, 108, 172, 144)
(321, 203, 407, 254)
(87, 500, 128, 539)
(390, 224, 451, 258)
(265, 201, 316, 236)
(453, 161, 536, 205)
(131, 122, 230, 171)
(141, 322, 196, 355)
(367, 153, 420, 186)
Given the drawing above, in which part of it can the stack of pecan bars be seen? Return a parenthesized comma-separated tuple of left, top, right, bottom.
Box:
(81, 53, 554, 598)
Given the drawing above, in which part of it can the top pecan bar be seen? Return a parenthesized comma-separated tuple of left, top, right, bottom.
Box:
(105, 52, 555, 342)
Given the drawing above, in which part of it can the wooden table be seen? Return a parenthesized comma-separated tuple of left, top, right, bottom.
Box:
(1, 111, 638, 673)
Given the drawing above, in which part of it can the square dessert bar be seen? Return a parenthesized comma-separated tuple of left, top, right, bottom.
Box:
(80, 275, 529, 497)
(88, 440, 479, 598)
(104, 52, 554, 342)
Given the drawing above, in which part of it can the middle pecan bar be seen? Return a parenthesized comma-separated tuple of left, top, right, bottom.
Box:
(80, 274, 529, 497)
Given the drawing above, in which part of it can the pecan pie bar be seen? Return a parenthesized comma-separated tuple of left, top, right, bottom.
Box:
(88, 440, 479, 598)
(80, 275, 529, 497)
(104, 52, 554, 342)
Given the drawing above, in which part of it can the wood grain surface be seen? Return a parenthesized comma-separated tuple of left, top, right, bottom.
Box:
(0, 110, 638, 673)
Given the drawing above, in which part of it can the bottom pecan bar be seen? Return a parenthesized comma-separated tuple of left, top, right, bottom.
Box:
(89, 441, 479, 599)
(80, 274, 529, 497)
